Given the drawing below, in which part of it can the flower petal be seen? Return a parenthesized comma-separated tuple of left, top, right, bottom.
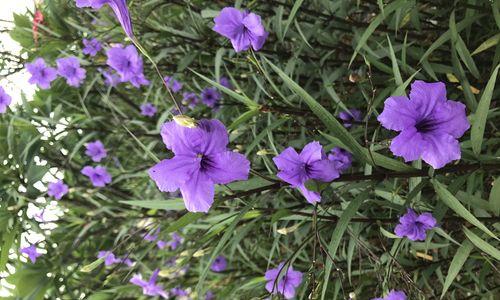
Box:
(308, 159, 340, 182)
(205, 151, 250, 184)
(409, 80, 446, 119)
(377, 96, 417, 131)
(179, 172, 214, 213)
(148, 156, 200, 193)
(213, 7, 244, 39)
(417, 212, 437, 229)
(299, 141, 323, 164)
(432, 100, 470, 138)
(389, 127, 425, 162)
(421, 133, 460, 169)
(297, 184, 321, 204)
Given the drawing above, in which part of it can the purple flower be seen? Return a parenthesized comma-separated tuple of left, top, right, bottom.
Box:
(210, 255, 227, 272)
(273, 141, 339, 204)
(170, 287, 189, 297)
(201, 87, 221, 107)
(85, 140, 107, 162)
(339, 109, 362, 128)
(157, 240, 167, 249)
(213, 7, 268, 52)
(149, 119, 250, 213)
(328, 147, 352, 173)
(121, 258, 134, 267)
(143, 227, 160, 242)
(130, 269, 169, 298)
(0, 86, 12, 113)
(129, 72, 150, 88)
(100, 69, 121, 87)
(394, 209, 437, 241)
(265, 262, 303, 299)
(26, 58, 58, 89)
(372, 290, 407, 300)
(56, 57, 86, 87)
(97, 250, 121, 266)
(81, 166, 112, 187)
(182, 92, 199, 108)
(141, 103, 157, 117)
(77, 0, 134, 38)
(205, 291, 215, 300)
(20, 245, 42, 263)
(82, 38, 102, 56)
(164, 76, 183, 93)
(378, 81, 470, 169)
(106, 45, 144, 82)
(219, 76, 232, 90)
(47, 180, 69, 200)
(167, 232, 184, 250)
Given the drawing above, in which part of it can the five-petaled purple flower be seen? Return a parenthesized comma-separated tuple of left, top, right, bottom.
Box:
(56, 57, 86, 87)
(20, 245, 42, 263)
(82, 38, 102, 56)
(76, 0, 134, 38)
(201, 87, 221, 108)
(47, 180, 69, 200)
(0, 86, 12, 114)
(273, 141, 339, 204)
(328, 147, 352, 173)
(26, 58, 58, 89)
(372, 290, 407, 300)
(378, 81, 469, 169)
(149, 119, 250, 213)
(141, 103, 157, 117)
(81, 166, 112, 187)
(265, 262, 303, 299)
(213, 7, 268, 52)
(182, 92, 200, 108)
(164, 76, 183, 93)
(85, 140, 107, 162)
(130, 269, 169, 298)
(210, 255, 227, 272)
(339, 109, 362, 128)
(394, 208, 437, 241)
(106, 45, 147, 86)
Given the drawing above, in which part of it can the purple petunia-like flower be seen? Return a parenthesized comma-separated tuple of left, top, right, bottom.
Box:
(97, 250, 121, 266)
(378, 81, 470, 169)
(141, 103, 157, 117)
(82, 38, 102, 56)
(339, 109, 362, 128)
(149, 119, 250, 213)
(395, 209, 437, 241)
(77, 0, 134, 38)
(210, 255, 227, 272)
(81, 166, 112, 187)
(0, 86, 12, 114)
(56, 57, 86, 87)
(182, 92, 200, 108)
(328, 147, 352, 173)
(265, 262, 303, 299)
(164, 76, 183, 93)
(106, 45, 147, 85)
(372, 290, 407, 300)
(20, 245, 42, 263)
(213, 7, 268, 52)
(85, 140, 107, 162)
(130, 269, 169, 298)
(26, 58, 58, 89)
(201, 87, 221, 108)
(273, 141, 339, 204)
(47, 180, 69, 200)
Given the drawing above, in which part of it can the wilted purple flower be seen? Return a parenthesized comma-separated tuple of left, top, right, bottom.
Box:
(85, 140, 107, 162)
(100, 69, 121, 87)
(97, 250, 121, 266)
(143, 227, 160, 242)
(82, 38, 102, 56)
(394, 209, 437, 241)
(339, 109, 362, 128)
(213, 7, 268, 52)
(328, 147, 352, 173)
(164, 76, 183, 93)
(219, 76, 232, 90)
(81, 166, 112, 187)
(265, 262, 303, 299)
(130, 269, 169, 298)
(273, 141, 339, 204)
(170, 287, 189, 297)
(20, 245, 42, 263)
(140, 103, 157, 117)
(56, 57, 86, 87)
(372, 290, 407, 300)
(182, 92, 199, 108)
(77, 0, 134, 38)
(167, 232, 184, 250)
(201, 87, 221, 107)
(205, 291, 215, 300)
(47, 180, 69, 200)
(26, 58, 58, 89)
(0, 86, 12, 113)
(210, 255, 227, 272)
(106, 45, 144, 82)
(149, 119, 250, 213)
(378, 81, 469, 169)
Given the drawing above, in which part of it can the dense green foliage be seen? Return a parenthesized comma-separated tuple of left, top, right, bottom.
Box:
(1, 0, 499, 299)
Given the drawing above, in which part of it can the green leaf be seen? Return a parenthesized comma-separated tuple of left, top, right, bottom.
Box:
(489, 177, 500, 216)
(81, 257, 104, 273)
(228, 108, 260, 131)
(387, 36, 403, 86)
(165, 212, 204, 233)
(432, 179, 497, 239)
(472, 33, 500, 55)
(463, 228, 500, 260)
(440, 240, 474, 298)
(471, 64, 500, 155)
(120, 199, 185, 211)
(0, 230, 15, 272)
(282, 0, 305, 40)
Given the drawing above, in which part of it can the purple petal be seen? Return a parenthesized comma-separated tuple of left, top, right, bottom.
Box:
(179, 171, 214, 213)
(417, 212, 437, 229)
(297, 184, 321, 204)
(205, 151, 250, 184)
(421, 133, 461, 169)
(299, 141, 323, 164)
(148, 156, 200, 193)
(389, 127, 425, 162)
(213, 7, 244, 39)
(409, 80, 446, 120)
(307, 159, 340, 182)
(431, 100, 470, 139)
(377, 96, 417, 131)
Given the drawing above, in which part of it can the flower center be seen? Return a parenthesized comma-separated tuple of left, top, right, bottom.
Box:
(198, 154, 213, 171)
(415, 118, 436, 133)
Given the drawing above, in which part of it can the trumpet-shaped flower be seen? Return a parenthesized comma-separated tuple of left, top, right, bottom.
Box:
(141, 103, 157, 117)
(82, 38, 102, 56)
(47, 180, 69, 200)
(164, 76, 183, 93)
(394, 209, 437, 241)
(130, 269, 169, 298)
(20, 245, 42, 263)
(56, 57, 86, 87)
(77, 0, 134, 38)
(81, 166, 112, 187)
(339, 109, 362, 128)
(26, 58, 58, 89)
(265, 262, 303, 299)
(210, 255, 227, 272)
(85, 140, 107, 162)
(201, 87, 221, 107)
(328, 147, 352, 172)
